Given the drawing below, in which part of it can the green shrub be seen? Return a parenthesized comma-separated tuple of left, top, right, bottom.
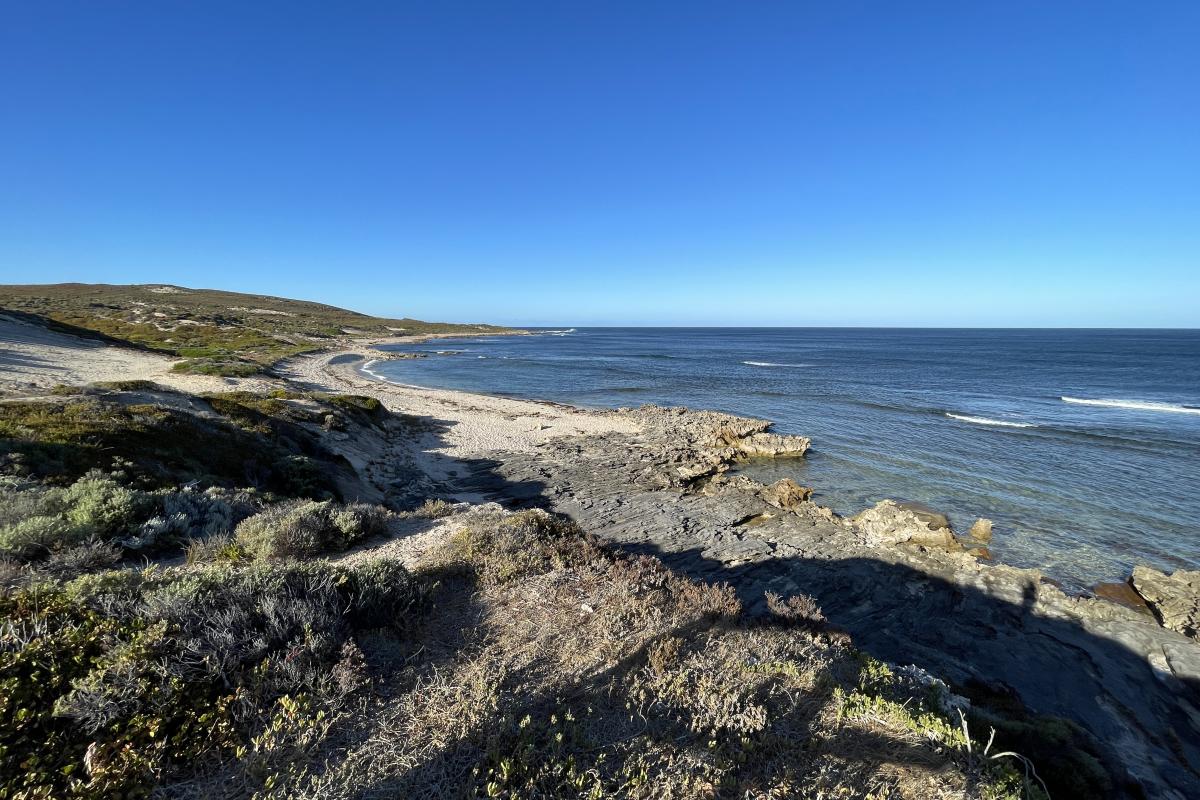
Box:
(0, 558, 425, 797)
(0, 474, 265, 568)
(0, 514, 90, 560)
(0, 394, 344, 498)
(183, 533, 247, 565)
(344, 557, 425, 628)
(61, 473, 149, 536)
(204, 392, 308, 429)
(443, 509, 587, 585)
(327, 394, 387, 426)
(234, 500, 390, 560)
(0, 478, 90, 559)
(171, 357, 262, 377)
(234, 500, 331, 559)
(411, 497, 454, 519)
(89, 380, 161, 392)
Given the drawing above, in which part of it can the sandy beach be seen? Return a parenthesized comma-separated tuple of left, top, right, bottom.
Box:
(276, 341, 641, 459)
(0, 313, 629, 457)
(0, 312, 278, 396)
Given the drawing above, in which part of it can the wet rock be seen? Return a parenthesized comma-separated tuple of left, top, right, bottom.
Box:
(760, 478, 813, 511)
(1093, 580, 1155, 617)
(968, 517, 994, 543)
(966, 546, 992, 560)
(1130, 566, 1200, 639)
(851, 500, 962, 551)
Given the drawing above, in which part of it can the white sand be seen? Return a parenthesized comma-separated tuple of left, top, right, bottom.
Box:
(0, 313, 278, 396)
(0, 315, 638, 468)
(276, 342, 640, 461)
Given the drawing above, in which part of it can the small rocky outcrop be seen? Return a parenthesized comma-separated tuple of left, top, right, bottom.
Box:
(968, 518, 993, 543)
(732, 432, 810, 458)
(851, 500, 962, 551)
(609, 407, 811, 488)
(760, 478, 813, 511)
(372, 351, 428, 360)
(711, 423, 810, 459)
(1130, 566, 1200, 639)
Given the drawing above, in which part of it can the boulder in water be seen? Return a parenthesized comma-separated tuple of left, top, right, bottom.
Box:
(851, 500, 962, 551)
(968, 517, 994, 543)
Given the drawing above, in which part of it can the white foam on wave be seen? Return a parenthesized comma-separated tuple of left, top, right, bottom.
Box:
(357, 362, 396, 386)
(1061, 397, 1200, 415)
(945, 413, 1036, 428)
(742, 360, 814, 368)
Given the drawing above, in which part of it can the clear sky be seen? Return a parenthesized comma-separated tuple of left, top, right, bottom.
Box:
(2, 2, 1197, 326)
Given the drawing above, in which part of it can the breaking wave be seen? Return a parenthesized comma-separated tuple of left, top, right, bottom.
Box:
(360, 359, 403, 385)
(1061, 397, 1200, 415)
(742, 361, 814, 368)
(945, 413, 1036, 428)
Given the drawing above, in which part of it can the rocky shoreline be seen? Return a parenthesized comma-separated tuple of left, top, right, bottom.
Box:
(435, 402, 1200, 798)
(266, 346, 1200, 797)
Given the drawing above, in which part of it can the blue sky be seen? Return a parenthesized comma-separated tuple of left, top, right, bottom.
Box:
(2, 2, 1197, 326)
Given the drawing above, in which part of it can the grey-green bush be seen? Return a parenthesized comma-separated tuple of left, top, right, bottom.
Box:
(234, 499, 391, 560)
(61, 472, 150, 535)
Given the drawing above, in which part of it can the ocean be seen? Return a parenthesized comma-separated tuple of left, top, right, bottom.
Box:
(365, 328, 1200, 588)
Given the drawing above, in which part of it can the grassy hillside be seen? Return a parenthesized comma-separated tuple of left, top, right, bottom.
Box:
(0, 283, 512, 376)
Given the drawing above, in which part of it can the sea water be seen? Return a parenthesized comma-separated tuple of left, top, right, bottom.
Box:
(365, 328, 1200, 588)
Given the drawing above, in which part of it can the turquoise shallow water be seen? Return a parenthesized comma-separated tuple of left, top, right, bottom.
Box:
(365, 328, 1200, 588)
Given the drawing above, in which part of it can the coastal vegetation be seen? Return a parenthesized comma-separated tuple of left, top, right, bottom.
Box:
(0, 380, 1047, 798)
(0, 283, 513, 375)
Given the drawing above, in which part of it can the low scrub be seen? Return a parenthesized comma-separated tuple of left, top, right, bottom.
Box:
(171, 357, 263, 377)
(0, 472, 261, 565)
(233, 499, 391, 560)
(301, 508, 1036, 799)
(0, 501, 1047, 798)
(0, 558, 425, 798)
(0, 391, 347, 497)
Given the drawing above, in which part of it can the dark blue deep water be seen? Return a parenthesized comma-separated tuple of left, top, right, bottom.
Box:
(368, 328, 1200, 587)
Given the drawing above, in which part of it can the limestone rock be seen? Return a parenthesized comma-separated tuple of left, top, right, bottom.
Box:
(968, 518, 993, 543)
(760, 478, 813, 511)
(711, 424, 810, 457)
(1130, 566, 1200, 639)
(735, 431, 810, 457)
(851, 500, 962, 551)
